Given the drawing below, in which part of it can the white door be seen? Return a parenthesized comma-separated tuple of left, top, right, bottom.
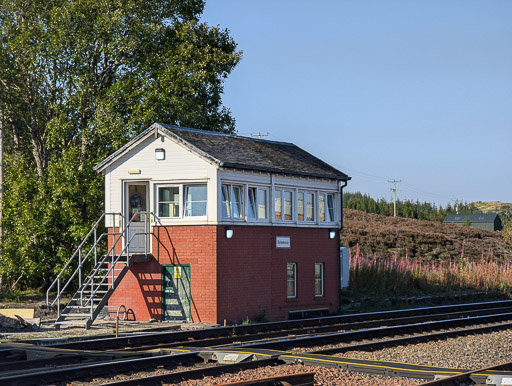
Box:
(125, 182, 150, 254)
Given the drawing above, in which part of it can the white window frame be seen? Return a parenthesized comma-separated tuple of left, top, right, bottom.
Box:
(156, 185, 181, 218)
(297, 190, 316, 223)
(247, 186, 269, 222)
(221, 184, 245, 220)
(155, 183, 208, 219)
(287, 262, 297, 298)
(274, 188, 294, 222)
(319, 192, 336, 223)
(315, 262, 324, 297)
(183, 184, 208, 218)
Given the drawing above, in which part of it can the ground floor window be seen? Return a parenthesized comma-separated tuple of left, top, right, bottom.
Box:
(287, 263, 297, 298)
(315, 263, 324, 296)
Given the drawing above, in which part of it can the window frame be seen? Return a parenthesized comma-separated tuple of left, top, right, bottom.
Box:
(319, 192, 337, 223)
(157, 185, 181, 219)
(287, 262, 297, 299)
(297, 190, 316, 223)
(247, 186, 269, 222)
(183, 184, 208, 218)
(221, 183, 245, 220)
(314, 262, 324, 297)
(274, 188, 294, 222)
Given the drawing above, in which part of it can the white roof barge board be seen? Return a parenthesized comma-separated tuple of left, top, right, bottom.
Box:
(94, 123, 351, 182)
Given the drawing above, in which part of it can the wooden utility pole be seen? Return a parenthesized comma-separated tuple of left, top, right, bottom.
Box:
(388, 179, 401, 217)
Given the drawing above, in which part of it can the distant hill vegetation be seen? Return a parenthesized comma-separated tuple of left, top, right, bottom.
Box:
(343, 192, 510, 224)
(473, 201, 512, 218)
(340, 209, 510, 262)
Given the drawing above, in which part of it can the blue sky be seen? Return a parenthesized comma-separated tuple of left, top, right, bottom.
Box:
(201, 0, 512, 206)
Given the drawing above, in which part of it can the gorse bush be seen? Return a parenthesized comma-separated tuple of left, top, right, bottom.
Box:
(349, 244, 512, 297)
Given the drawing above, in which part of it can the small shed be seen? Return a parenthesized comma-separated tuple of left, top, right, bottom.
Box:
(443, 214, 503, 231)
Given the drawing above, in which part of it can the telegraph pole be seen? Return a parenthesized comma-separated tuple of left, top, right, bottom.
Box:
(388, 179, 401, 217)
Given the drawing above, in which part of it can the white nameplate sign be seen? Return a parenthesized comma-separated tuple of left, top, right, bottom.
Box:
(276, 236, 291, 249)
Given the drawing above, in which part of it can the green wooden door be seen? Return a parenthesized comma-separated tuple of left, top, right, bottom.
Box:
(162, 265, 191, 321)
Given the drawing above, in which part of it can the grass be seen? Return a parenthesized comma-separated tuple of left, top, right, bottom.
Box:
(348, 243, 512, 298)
(0, 288, 44, 304)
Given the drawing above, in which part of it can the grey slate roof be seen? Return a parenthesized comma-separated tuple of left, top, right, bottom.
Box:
(443, 214, 499, 223)
(95, 123, 350, 181)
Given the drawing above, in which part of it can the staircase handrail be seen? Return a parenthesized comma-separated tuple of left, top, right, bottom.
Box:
(80, 212, 154, 314)
(81, 231, 138, 309)
(79, 212, 149, 299)
(46, 212, 123, 307)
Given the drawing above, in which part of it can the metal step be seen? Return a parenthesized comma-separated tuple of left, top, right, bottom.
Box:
(55, 320, 88, 326)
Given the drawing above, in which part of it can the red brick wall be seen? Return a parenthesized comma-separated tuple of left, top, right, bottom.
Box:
(217, 226, 339, 323)
(108, 225, 339, 324)
(108, 226, 218, 322)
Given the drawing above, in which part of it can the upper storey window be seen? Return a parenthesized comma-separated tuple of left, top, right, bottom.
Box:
(184, 185, 207, 217)
(157, 184, 207, 218)
(319, 193, 336, 222)
(275, 188, 293, 221)
(248, 187, 268, 221)
(298, 191, 315, 222)
(221, 184, 244, 220)
(158, 186, 180, 218)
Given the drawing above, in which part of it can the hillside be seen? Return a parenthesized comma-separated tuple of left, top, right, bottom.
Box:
(472, 201, 512, 217)
(340, 209, 510, 261)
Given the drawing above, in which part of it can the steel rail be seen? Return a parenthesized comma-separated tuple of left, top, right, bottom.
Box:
(232, 311, 512, 351)
(0, 351, 203, 385)
(422, 360, 512, 385)
(103, 358, 281, 386)
(106, 305, 512, 351)
(2, 313, 512, 384)
(35, 299, 512, 351)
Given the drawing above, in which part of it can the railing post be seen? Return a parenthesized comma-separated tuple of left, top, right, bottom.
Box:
(90, 276, 94, 318)
(94, 226, 97, 266)
(78, 248, 82, 289)
(57, 279, 60, 319)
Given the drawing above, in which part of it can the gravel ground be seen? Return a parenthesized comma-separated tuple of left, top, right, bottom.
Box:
(337, 329, 512, 370)
(177, 364, 421, 385)
(73, 329, 512, 385)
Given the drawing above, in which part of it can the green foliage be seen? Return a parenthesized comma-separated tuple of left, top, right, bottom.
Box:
(504, 222, 512, 247)
(462, 217, 472, 227)
(343, 191, 482, 222)
(0, 0, 241, 289)
(255, 310, 267, 323)
(241, 316, 251, 325)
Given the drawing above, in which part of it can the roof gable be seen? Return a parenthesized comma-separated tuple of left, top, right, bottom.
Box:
(95, 123, 350, 181)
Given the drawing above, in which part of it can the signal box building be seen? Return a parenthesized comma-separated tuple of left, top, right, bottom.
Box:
(94, 123, 350, 324)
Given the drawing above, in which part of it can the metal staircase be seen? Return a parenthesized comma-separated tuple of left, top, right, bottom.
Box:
(46, 212, 153, 329)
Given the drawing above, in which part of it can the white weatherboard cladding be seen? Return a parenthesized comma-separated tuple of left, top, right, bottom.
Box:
(104, 135, 217, 227)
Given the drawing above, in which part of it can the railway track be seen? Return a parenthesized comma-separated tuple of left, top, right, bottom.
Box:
(1, 300, 512, 385)
(16, 299, 512, 352)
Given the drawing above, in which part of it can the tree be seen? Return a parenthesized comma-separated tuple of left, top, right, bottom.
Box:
(0, 0, 241, 288)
